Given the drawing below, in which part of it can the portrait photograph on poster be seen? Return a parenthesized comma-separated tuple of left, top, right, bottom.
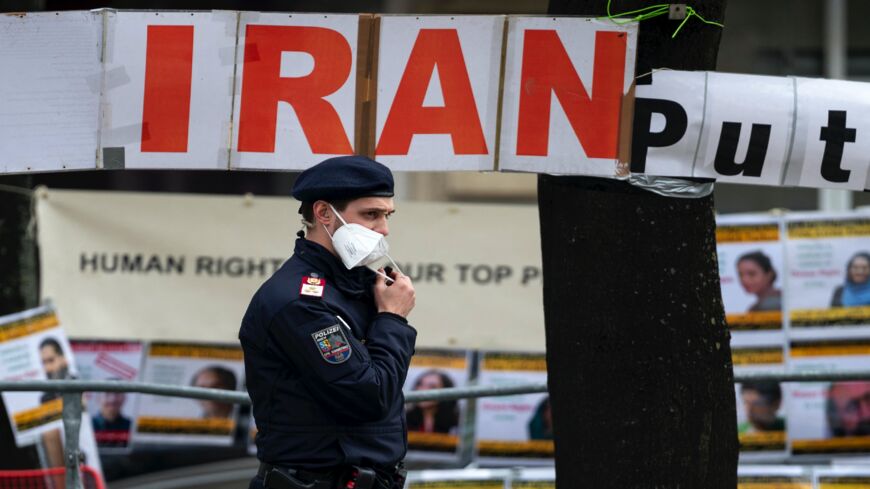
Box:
(403, 349, 473, 462)
(474, 351, 551, 466)
(785, 213, 870, 339)
(0, 306, 103, 477)
(70, 339, 144, 451)
(732, 344, 788, 458)
(788, 337, 870, 456)
(716, 214, 785, 342)
(134, 341, 244, 446)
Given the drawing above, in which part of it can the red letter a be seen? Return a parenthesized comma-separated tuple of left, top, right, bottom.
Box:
(517, 30, 626, 158)
(237, 25, 353, 154)
(376, 29, 488, 156)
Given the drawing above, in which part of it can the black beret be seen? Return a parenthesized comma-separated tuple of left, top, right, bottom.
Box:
(291, 155, 394, 203)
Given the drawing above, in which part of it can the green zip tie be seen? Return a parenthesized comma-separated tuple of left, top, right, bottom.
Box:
(603, 0, 724, 38)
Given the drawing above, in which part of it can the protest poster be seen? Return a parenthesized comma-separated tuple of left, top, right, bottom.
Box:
(815, 467, 870, 488)
(788, 337, 870, 455)
(717, 213, 789, 458)
(0, 306, 76, 443)
(736, 466, 812, 489)
(405, 469, 509, 489)
(70, 339, 144, 451)
(785, 212, 870, 340)
(474, 351, 551, 466)
(403, 349, 473, 462)
(716, 213, 786, 342)
(0, 306, 102, 476)
(134, 341, 244, 445)
(732, 345, 788, 458)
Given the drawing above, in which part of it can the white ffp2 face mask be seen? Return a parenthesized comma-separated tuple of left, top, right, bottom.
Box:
(324, 204, 401, 276)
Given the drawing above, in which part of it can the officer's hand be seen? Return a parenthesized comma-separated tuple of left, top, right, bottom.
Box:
(374, 268, 415, 318)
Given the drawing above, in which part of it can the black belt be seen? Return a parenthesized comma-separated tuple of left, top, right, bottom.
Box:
(257, 463, 331, 481)
(258, 462, 403, 489)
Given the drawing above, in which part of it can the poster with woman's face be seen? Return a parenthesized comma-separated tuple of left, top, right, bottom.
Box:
(716, 214, 785, 347)
(70, 339, 143, 452)
(785, 212, 870, 339)
(134, 341, 244, 446)
(402, 349, 472, 462)
(787, 338, 870, 456)
(474, 351, 552, 466)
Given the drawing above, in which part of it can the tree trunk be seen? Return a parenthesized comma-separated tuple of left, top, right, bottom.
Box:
(540, 1, 737, 488)
(0, 175, 41, 469)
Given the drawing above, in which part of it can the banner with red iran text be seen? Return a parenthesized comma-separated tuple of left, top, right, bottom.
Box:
(498, 17, 638, 176)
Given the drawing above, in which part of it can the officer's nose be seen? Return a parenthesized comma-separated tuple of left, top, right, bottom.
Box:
(375, 220, 389, 237)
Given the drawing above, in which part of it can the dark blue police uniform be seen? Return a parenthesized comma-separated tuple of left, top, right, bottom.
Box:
(239, 155, 417, 489)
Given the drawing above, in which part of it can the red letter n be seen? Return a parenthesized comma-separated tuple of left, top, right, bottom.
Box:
(516, 30, 626, 158)
(237, 25, 353, 155)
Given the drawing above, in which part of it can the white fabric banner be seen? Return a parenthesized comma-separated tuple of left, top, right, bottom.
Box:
(36, 189, 545, 350)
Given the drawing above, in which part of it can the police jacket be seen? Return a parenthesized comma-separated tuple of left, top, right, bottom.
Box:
(239, 238, 417, 470)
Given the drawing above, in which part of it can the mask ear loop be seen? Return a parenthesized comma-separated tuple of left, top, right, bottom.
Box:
(385, 254, 403, 275)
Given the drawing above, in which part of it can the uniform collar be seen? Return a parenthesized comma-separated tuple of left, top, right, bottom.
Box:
(294, 238, 375, 298)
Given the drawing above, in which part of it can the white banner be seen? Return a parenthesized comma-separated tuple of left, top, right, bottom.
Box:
(5, 10, 870, 191)
(36, 189, 545, 350)
(0, 11, 102, 173)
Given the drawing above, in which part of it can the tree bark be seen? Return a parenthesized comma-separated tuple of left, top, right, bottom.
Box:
(540, 1, 737, 487)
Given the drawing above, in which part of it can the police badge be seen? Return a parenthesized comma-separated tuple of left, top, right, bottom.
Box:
(311, 324, 352, 364)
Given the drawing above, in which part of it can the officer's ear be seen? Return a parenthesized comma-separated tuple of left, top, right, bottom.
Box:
(312, 201, 333, 226)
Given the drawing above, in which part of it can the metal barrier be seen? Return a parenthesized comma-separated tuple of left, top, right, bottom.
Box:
(2, 369, 870, 489)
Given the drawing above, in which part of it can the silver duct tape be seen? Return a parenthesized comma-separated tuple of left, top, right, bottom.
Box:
(628, 174, 714, 199)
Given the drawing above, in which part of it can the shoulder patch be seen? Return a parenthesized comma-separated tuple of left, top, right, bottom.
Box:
(311, 324, 352, 364)
(300, 276, 325, 298)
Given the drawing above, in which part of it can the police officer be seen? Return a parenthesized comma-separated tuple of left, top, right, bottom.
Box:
(240, 155, 417, 489)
